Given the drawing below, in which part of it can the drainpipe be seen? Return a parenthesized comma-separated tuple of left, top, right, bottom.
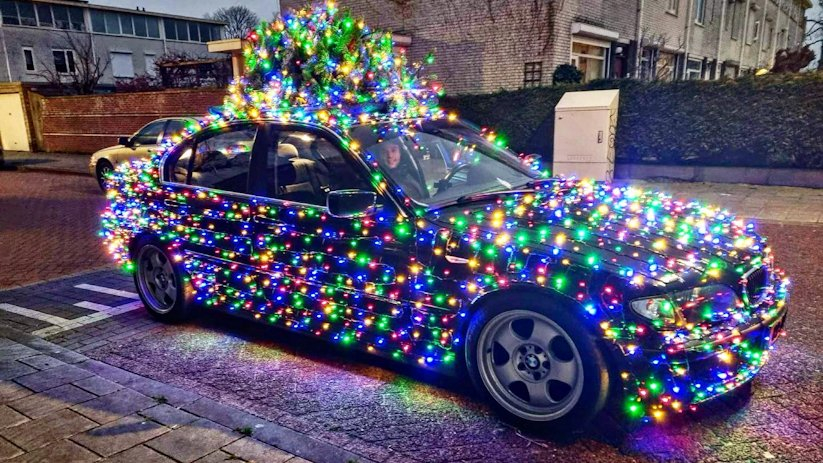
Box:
(738, 0, 752, 71)
(0, 24, 11, 81)
(769, 0, 785, 68)
(84, 8, 97, 64)
(716, 0, 729, 78)
(755, 0, 769, 67)
(683, 0, 695, 79)
(635, 0, 645, 78)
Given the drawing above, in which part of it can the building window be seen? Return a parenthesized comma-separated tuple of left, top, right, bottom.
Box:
(523, 62, 543, 88)
(686, 58, 703, 80)
(667, 0, 679, 14)
(145, 53, 157, 77)
(571, 38, 609, 82)
(1, 1, 20, 26)
(22, 47, 35, 72)
(104, 12, 121, 35)
(120, 14, 134, 35)
(146, 16, 160, 38)
(750, 20, 760, 44)
(111, 52, 135, 78)
(764, 22, 773, 51)
(133, 14, 147, 37)
(188, 22, 199, 42)
(16, 1, 35, 26)
(694, 0, 706, 24)
(36, 4, 52, 27)
(52, 49, 76, 74)
(177, 20, 190, 41)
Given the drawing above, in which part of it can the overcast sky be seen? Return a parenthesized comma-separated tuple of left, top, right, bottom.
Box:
(89, 0, 281, 21)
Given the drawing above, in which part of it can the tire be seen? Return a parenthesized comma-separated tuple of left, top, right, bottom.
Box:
(133, 239, 195, 322)
(96, 159, 114, 191)
(465, 292, 610, 433)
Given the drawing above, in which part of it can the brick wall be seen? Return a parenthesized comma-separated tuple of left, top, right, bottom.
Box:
(282, 0, 809, 91)
(40, 89, 225, 153)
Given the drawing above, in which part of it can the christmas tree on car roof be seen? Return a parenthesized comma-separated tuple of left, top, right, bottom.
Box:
(219, 1, 443, 134)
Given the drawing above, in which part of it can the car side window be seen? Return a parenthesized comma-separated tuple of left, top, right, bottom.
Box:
(163, 119, 189, 139)
(262, 129, 372, 206)
(132, 120, 166, 146)
(176, 125, 257, 194)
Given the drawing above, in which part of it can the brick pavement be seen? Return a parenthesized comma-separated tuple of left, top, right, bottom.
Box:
(0, 221, 821, 463)
(0, 172, 108, 289)
(1, 169, 823, 462)
(0, 327, 360, 463)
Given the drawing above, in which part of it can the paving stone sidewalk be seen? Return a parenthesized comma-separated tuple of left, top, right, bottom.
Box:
(0, 326, 367, 463)
(1, 151, 90, 177)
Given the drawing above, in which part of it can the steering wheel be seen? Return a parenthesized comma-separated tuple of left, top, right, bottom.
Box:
(435, 162, 471, 195)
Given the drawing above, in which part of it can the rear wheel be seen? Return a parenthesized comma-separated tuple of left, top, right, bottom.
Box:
(465, 294, 610, 432)
(95, 159, 114, 191)
(134, 241, 194, 322)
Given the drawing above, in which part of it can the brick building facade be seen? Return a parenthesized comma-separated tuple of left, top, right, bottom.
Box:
(280, 0, 810, 94)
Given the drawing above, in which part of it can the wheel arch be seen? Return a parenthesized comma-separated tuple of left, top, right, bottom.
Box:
(454, 284, 625, 390)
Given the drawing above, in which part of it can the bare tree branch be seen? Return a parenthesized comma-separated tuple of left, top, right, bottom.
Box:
(207, 5, 259, 39)
(36, 30, 109, 94)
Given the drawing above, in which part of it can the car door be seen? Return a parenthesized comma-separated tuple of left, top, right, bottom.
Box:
(245, 124, 422, 355)
(162, 121, 259, 309)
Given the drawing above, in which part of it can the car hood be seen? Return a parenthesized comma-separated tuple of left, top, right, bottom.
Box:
(427, 179, 770, 293)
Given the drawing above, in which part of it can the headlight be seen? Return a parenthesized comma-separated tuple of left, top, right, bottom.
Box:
(631, 297, 678, 327)
(630, 285, 741, 328)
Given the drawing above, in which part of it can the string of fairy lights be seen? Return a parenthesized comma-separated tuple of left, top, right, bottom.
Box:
(100, 1, 789, 424)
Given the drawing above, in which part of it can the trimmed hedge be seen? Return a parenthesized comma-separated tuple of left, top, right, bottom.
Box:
(441, 73, 823, 169)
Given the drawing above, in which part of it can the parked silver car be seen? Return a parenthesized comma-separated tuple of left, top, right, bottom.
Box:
(89, 117, 197, 190)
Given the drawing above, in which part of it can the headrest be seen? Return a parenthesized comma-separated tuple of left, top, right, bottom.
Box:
(278, 143, 298, 158)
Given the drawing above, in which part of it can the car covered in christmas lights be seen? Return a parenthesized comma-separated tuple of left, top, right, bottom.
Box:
(101, 114, 789, 429)
(100, 2, 789, 431)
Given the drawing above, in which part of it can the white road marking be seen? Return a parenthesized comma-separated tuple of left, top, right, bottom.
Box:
(31, 301, 143, 337)
(0, 303, 71, 326)
(74, 284, 140, 299)
(0, 283, 144, 337)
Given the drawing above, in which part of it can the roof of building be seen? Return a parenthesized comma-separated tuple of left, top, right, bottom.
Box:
(35, 0, 226, 25)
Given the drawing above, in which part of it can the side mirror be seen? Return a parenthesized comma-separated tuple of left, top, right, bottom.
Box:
(327, 190, 377, 218)
(118, 136, 133, 147)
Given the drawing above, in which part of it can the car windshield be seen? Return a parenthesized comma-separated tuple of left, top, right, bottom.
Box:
(350, 119, 539, 207)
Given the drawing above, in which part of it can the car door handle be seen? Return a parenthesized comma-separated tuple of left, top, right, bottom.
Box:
(164, 199, 185, 208)
(254, 215, 288, 227)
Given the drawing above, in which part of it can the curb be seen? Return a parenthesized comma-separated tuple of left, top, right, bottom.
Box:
(0, 324, 374, 463)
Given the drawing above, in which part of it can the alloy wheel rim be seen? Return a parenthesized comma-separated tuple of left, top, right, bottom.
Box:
(477, 310, 584, 421)
(97, 163, 113, 187)
(137, 245, 177, 314)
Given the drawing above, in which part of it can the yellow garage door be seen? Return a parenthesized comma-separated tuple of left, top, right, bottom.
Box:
(0, 93, 31, 152)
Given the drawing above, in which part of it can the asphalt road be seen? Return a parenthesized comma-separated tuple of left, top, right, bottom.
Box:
(0, 170, 821, 462)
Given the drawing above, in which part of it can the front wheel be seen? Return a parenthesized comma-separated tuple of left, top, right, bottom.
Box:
(95, 159, 114, 191)
(133, 241, 194, 322)
(465, 294, 610, 432)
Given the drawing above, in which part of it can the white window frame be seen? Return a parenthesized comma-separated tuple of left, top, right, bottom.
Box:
(52, 49, 75, 74)
(22, 46, 35, 72)
(763, 21, 773, 51)
(667, 0, 679, 15)
(694, 0, 706, 25)
(750, 19, 760, 44)
(570, 36, 610, 82)
(686, 57, 703, 80)
(110, 51, 135, 78)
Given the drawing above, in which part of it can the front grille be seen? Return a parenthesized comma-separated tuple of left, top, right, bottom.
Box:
(744, 265, 770, 305)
